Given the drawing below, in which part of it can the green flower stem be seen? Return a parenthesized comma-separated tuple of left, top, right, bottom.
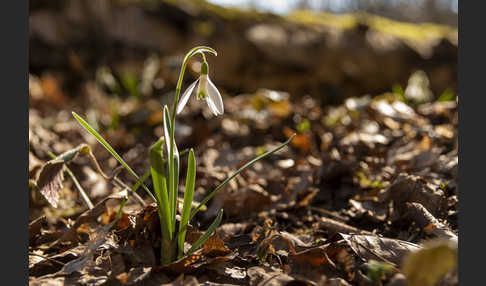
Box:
(168, 46, 217, 236)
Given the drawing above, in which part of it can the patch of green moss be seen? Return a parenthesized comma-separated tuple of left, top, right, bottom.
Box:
(286, 10, 359, 30)
(286, 10, 456, 43)
(364, 13, 456, 42)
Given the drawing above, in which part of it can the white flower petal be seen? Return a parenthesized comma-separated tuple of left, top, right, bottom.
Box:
(177, 79, 198, 114)
(206, 96, 220, 116)
(206, 77, 224, 115)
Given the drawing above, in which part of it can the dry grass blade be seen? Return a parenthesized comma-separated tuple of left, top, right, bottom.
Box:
(319, 217, 372, 235)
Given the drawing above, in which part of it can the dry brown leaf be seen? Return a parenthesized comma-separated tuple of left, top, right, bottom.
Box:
(406, 202, 457, 244)
(29, 216, 47, 245)
(59, 220, 117, 275)
(203, 234, 231, 256)
(52, 191, 127, 245)
(221, 184, 272, 217)
(162, 275, 199, 286)
(290, 247, 328, 268)
(247, 266, 294, 286)
(36, 160, 65, 208)
(289, 243, 357, 282)
(161, 250, 204, 274)
(123, 267, 152, 285)
(29, 276, 65, 286)
(385, 173, 447, 216)
(340, 233, 421, 266)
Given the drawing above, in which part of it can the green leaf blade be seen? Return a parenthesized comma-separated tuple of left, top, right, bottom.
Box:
(163, 105, 180, 231)
(149, 138, 173, 240)
(186, 209, 223, 256)
(72, 112, 156, 202)
(190, 134, 296, 220)
(178, 148, 196, 258)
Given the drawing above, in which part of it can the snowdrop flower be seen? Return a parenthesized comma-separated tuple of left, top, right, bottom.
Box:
(177, 61, 224, 116)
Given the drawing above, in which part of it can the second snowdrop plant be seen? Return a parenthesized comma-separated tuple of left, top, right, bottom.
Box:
(72, 46, 295, 265)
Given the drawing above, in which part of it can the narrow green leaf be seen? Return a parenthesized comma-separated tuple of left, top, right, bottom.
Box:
(178, 149, 196, 258)
(186, 209, 223, 256)
(149, 138, 173, 240)
(163, 105, 180, 230)
(72, 112, 156, 202)
(190, 134, 296, 220)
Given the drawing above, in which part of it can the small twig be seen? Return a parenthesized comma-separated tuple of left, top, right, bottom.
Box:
(323, 250, 338, 270)
(311, 206, 349, 222)
(85, 148, 112, 180)
(66, 168, 94, 209)
(319, 217, 372, 235)
(259, 274, 284, 286)
(113, 176, 146, 207)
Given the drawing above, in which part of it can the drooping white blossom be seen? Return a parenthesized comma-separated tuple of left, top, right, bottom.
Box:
(177, 62, 224, 116)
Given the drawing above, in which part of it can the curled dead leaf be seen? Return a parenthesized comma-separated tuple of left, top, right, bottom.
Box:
(36, 160, 65, 208)
(339, 233, 421, 266)
(51, 191, 128, 245)
(203, 234, 231, 256)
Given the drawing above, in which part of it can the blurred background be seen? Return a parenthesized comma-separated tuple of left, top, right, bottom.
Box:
(30, 0, 457, 108)
(209, 0, 458, 26)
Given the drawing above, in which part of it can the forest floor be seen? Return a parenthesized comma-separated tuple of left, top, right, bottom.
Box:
(28, 56, 458, 285)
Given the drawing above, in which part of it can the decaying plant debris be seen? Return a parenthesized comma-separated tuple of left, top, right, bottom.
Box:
(29, 77, 458, 285)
